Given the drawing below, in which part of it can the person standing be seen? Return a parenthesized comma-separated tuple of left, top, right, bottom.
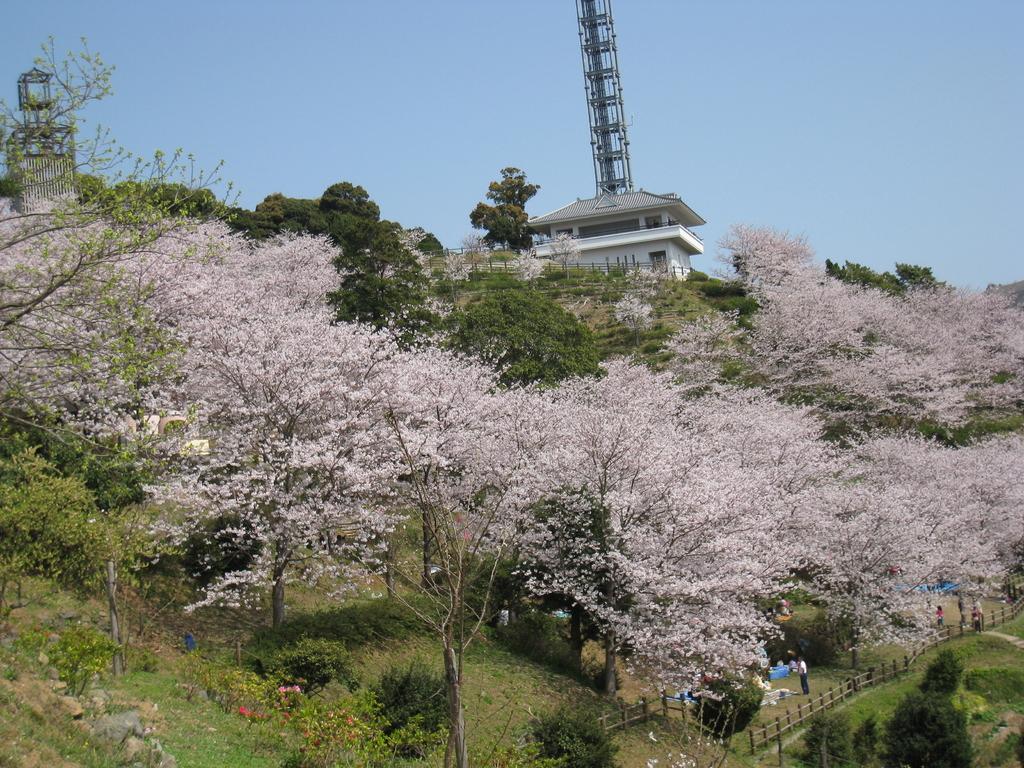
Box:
(936, 605, 944, 627)
(798, 656, 809, 696)
(957, 595, 966, 628)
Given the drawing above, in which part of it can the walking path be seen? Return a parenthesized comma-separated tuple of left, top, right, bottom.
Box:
(986, 630, 1024, 651)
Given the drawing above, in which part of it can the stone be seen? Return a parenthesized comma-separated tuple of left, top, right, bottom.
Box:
(90, 688, 111, 703)
(49, 679, 67, 691)
(122, 736, 147, 761)
(56, 695, 84, 719)
(91, 710, 144, 743)
(37, 652, 49, 666)
(157, 753, 178, 768)
(47, 668, 59, 680)
(58, 611, 79, 621)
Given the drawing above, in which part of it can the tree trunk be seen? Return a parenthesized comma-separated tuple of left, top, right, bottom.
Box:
(105, 560, 125, 676)
(272, 571, 286, 629)
(384, 533, 397, 597)
(570, 605, 584, 671)
(422, 509, 433, 588)
(851, 645, 859, 670)
(443, 644, 469, 768)
(603, 630, 617, 695)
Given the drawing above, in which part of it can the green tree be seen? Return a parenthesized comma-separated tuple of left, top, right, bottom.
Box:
(469, 167, 539, 250)
(802, 710, 854, 767)
(530, 707, 617, 768)
(919, 649, 964, 696)
(0, 450, 109, 610)
(824, 259, 943, 295)
(883, 691, 972, 768)
(319, 181, 380, 220)
(447, 289, 602, 386)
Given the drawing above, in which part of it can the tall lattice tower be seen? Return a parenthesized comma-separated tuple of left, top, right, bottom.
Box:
(576, 0, 633, 196)
(9, 67, 75, 211)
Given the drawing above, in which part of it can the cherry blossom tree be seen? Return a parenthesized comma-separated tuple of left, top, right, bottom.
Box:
(523, 362, 829, 694)
(373, 346, 553, 768)
(716, 224, 1024, 425)
(548, 231, 581, 275)
(149, 227, 399, 627)
(512, 249, 545, 283)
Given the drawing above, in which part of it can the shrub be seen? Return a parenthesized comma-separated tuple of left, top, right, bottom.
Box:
(372, 659, 447, 736)
(530, 707, 617, 768)
(963, 667, 1024, 704)
(686, 269, 710, 281)
(270, 638, 356, 694)
(1016, 722, 1024, 767)
(883, 691, 972, 768)
(249, 599, 423, 660)
(51, 625, 118, 696)
(180, 654, 276, 711)
(126, 645, 158, 673)
(696, 280, 746, 298)
(919, 649, 963, 695)
(495, 612, 577, 675)
(852, 714, 879, 766)
(802, 710, 853, 767)
(695, 676, 764, 739)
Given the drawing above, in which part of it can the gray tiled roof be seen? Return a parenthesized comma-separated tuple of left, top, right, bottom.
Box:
(529, 190, 705, 227)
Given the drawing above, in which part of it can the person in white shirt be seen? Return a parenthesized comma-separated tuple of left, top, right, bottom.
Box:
(798, 657, 809, 695)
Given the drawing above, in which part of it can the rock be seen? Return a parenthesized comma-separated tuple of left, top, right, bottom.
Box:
(122, 736, 147, 761)
(157, 753, 178, 768)
(90, 688, 111, 703)
(37, 652, 49, 665)
(49, 679, 67, 691)
(47, 668, 60, 681)
(58, 610, 79, 621)
(56, 695, 84, 719)
(91, 710, 144, 743)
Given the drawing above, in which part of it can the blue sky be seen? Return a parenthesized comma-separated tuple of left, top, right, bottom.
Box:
(3, 0, 1021, 287)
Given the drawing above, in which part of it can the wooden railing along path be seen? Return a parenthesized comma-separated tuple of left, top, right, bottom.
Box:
(748, 580, 1024, 754)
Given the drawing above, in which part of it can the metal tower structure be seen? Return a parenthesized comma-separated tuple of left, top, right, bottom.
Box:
(576, 0, 633, 196)
(9, 67, 75, 210)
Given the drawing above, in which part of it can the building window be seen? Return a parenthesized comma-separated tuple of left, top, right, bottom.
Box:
(648, 251, 667, 270)
(645, 215, 662, 229)
(556, 228, 573, 236)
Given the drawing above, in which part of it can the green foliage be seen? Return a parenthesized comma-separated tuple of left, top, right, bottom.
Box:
(963, 667, 1024, 704)
(825, 259, 942, 295)
(686, 269, 710, 281)
(852, 714, 880, 767)
(269, 638, 357, 694)
(0, 173, 21, 198)
(919, 649, 964, 696)
(495, 612, 578, 676)
(447, 289, 602, 386)
(249, 600, 425, 659)
(1016, 723, 1024, 767)
(372, 660, 447, 737)
(51, 625, 118, 696)
(126, 645, 159, 673)
(469, 167, 540, 250)
(327, 217, 435, 345)
(416, 231, 444, 254)
(695, 280, 747, 298)
(181, 513, 262, 588)
(0, 451, 108, 600)
(883, 691, 973, 768)
(319, 181, 380, 220)
(802, 710, 854, 767)
(530, 706, 617, 768)
(695, 676, 764, 739)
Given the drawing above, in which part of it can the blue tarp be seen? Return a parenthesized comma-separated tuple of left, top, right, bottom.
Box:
(769, 665, 790, 680)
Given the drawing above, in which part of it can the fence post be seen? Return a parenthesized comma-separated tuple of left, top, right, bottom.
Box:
(621, 704, 628, 729)
(749, 728, 756, 754)
(234, 639, 242, 665)
(903, 654, 909, 671)
(868, 666, 875, 686)
(778, 733, 785, 766)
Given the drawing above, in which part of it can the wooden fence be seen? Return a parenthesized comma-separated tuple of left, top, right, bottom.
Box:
(748, 581, 1024, 753)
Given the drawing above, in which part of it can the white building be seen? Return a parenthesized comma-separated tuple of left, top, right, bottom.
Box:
(529, 189, 705, 277)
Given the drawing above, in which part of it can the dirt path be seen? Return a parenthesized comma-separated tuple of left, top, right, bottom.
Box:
(986, 630, 1024, 651)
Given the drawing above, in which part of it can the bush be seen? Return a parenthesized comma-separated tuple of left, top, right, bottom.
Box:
(695, 676, 764, 739)
(883, 691, 972, 768)
(919, 649, 963, 695)
(495, 612, 578, 675)
(270, 638, 357, 694)
(852, 714, 879, 766)
(686, 269, 710, 281)
(695, 280, 746, 298)
(51, 625, 118, 696)
(250, 600, 423, 660)
(963, 667, 1024, 704)
(126, 645, 158, 673)
(802, 710, 853, 767)
(530, 707, 617, 768)
(372, 659, 447, 736)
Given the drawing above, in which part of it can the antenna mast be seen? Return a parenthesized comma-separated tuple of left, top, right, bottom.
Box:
(576, 0, 634, 196)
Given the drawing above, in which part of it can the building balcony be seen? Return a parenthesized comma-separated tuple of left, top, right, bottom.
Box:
(532, 220, 704, 256)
